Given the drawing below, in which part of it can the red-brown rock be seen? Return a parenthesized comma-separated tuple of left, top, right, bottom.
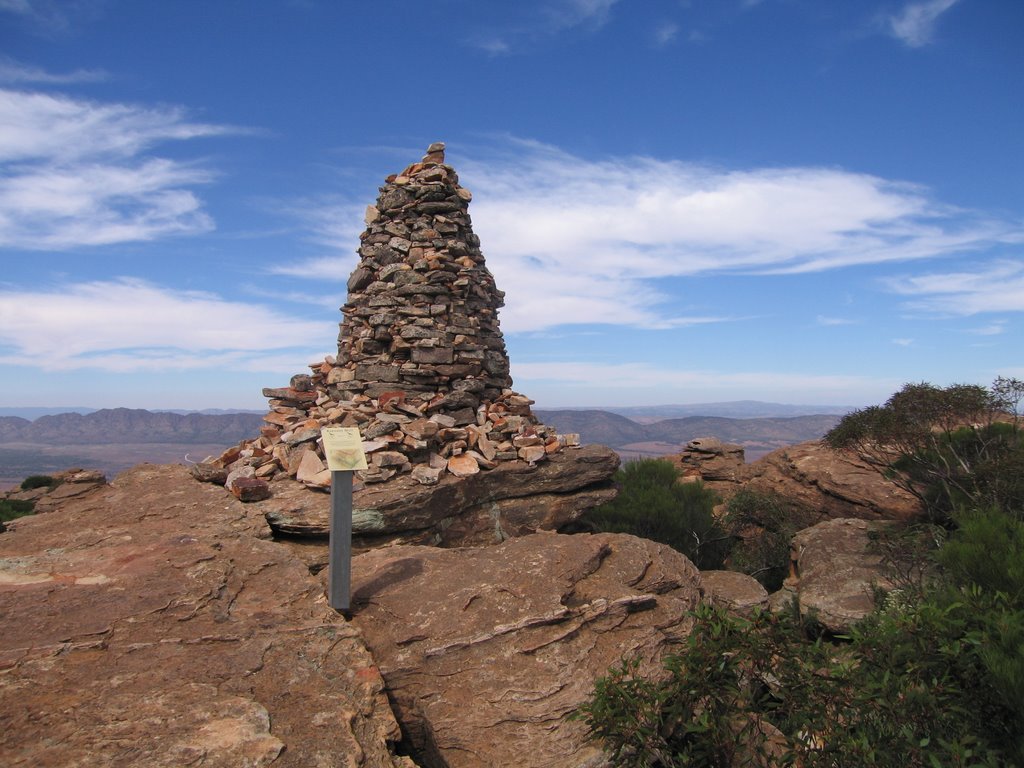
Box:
(0, 464, 411, 767)
(348, 532, 703, 767)
(787, 517, 893, 633)
(230, 476, 272, 502)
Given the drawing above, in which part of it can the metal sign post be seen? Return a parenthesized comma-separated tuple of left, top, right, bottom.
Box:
(328, 470, 353, 612)
(321, 427, 368, 614)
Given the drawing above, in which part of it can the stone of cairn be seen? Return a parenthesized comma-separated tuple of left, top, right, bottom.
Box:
(209, 142, 579, 493)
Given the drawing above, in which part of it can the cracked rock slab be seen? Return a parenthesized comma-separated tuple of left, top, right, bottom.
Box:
(347, 532, 703, 768)
(0, 463, 411, 768)
(259, 444, 619, 547)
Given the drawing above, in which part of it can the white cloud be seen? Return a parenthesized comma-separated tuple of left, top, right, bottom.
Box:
(654, 22, 679, 47)
(0, 278, 333, 372)
(457, 140, 1021, 330)
(967, 320, 1007, 336)
(469, 0, 620, 52)
(542, 0, 619, 33)
(285, 138, 1023, 334)
(511, 360, 888, 405)
(816, 315, 858, 326)
(0, 88, 236, 249)
(886, 260, 1024, 315)
(892, 338, 915, 346)
(0, 0, 94, 35)
(887, 0, 959, 47)
(0, 57, 106, 84)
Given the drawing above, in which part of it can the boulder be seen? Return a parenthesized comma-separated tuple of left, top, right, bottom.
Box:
(700, 570, 769, 616)
(672, 437, 746, 482)
(348, 532, 703, 768)
(0, 464, 411, 767)
(787, 517, 892, 634)
(744, 443, 922, 521)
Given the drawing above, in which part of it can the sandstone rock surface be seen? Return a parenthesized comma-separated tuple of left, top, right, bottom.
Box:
(787, 517, 892, 633)
(670, 438, 922, 521)
(746, 443, 922, 521)
(10, 467, 109, 513)
(0, 464, 410, 768)
(347, 532, 703, 768)
(700, 570, 769, 616)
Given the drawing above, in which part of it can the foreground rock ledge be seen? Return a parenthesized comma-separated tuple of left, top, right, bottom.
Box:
(0, 464, 411, 768)
(347, 532, 703, 768)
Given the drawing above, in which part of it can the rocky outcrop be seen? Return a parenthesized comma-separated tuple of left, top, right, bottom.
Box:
(0, 464, 411, 767)
(348, 532, 703, 768)
(670, 438, 922, 522)
(1, 467, 107, 514)
(200, 143, 618, 543)
(744, 443, 922, 521)
(673, 437, 746, 482)
(784, 518, 892, 634)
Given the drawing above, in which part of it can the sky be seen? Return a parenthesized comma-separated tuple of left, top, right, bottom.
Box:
(0, 0, 1022, 411)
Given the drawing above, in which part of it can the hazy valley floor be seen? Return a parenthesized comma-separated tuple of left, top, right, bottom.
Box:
(0, 442, 232, 490)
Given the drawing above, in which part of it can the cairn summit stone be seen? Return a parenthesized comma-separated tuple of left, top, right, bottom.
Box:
(207, 143, 618, 544)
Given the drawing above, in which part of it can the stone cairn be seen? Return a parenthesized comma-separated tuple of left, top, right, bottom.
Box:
(207, 142, 579, 497)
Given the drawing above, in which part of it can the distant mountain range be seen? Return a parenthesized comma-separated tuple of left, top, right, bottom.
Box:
(534, 409, 842, 460)
(0, 408, 266, 445)
(0, 403, 847, 487)
(556, 400, 855, 420)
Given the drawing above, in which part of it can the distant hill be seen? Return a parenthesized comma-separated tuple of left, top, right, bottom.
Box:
(0, 404, 846, 488)
(0, 408, 265, 445)
(535, 409, 842, 460)
(539, 400, 854, 421)
(0, 408, 268, 489)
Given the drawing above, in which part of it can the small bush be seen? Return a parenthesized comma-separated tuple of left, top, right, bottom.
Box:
(586, 459, 730, 569)
(0, 498, 36, 522)
(20, 474, 59, 491)
(579, 598, 1017, 767)
(722, 490, 819, 592)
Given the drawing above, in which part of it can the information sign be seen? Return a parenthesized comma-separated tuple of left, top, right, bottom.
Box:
(321, 427, 368, 471)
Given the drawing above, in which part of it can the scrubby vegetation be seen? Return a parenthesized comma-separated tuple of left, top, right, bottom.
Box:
(721, 489, 819, 592)
(0, 474, 57, 524)
(578, 379, 1024, 766)
(0, 498, 36, 522)
(585, 458, 731, 570)
(20, 474, 59, 491)
(584, 460, 815, 590)
(823, 377, 1024, 523)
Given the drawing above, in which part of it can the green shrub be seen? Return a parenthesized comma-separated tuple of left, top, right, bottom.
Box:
(586, 459, 729, 569)
(582, 380, 1024, 767)
(0, 498, 35, 522)
(824, 378, 1024, 523)
(579, 597, 1016, 767)
(722, 490, 819, 592)
(20, 474, 59, 491)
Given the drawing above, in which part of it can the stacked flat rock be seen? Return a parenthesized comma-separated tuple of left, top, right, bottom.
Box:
(209, 143, 579, 492)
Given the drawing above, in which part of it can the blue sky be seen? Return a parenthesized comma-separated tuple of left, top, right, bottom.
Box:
(0, 0, 1021, 411)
